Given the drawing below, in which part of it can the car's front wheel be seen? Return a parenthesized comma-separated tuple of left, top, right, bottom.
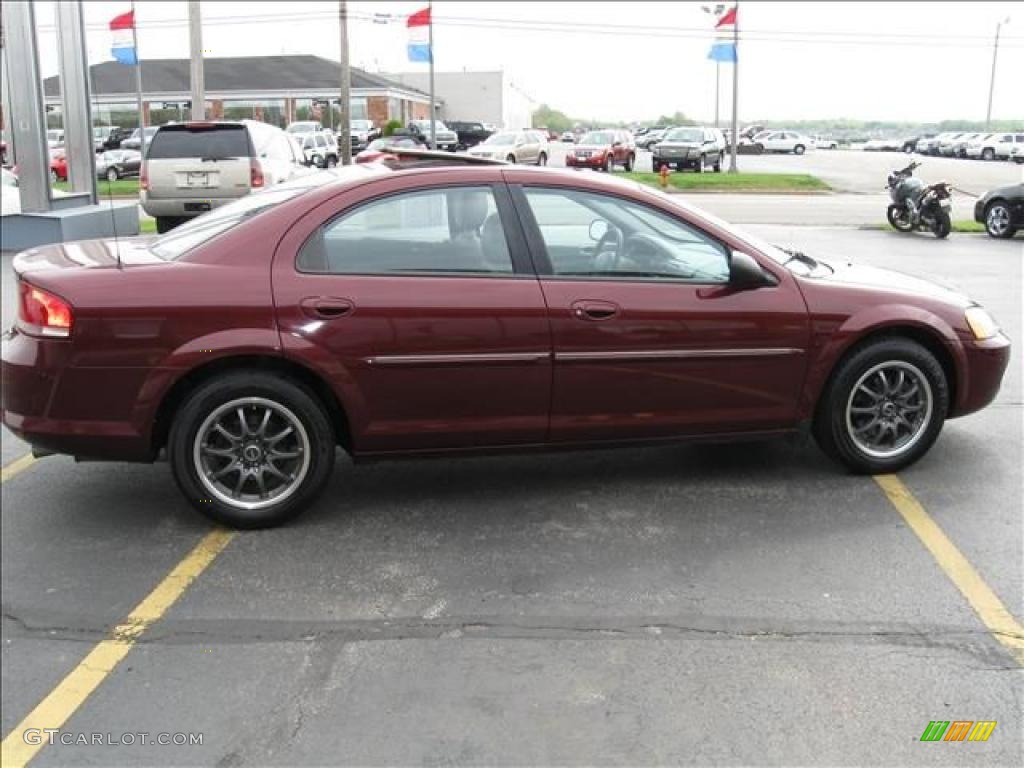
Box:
(814, 338, 948, 474)
(793, 144, 806, 155)
(985, 201, 1017, 239)
(537, 152, 547, 166)
(169, 372, 335, 528)
(106, 167, 119, 181)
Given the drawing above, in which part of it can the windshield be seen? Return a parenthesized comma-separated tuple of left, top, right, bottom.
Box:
(664, 128, 704, 143)
(580, 131, 614, 144)
(413, 120, 449, 132)
(484, 132, 516, 146)
(351, 120, 372, 131)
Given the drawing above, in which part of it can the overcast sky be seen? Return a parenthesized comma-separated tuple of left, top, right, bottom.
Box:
(30, 1, 1024, 124)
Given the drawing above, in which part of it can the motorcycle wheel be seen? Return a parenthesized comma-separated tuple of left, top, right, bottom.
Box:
(932, 211, 951, 239)
(887, 204, 914, 233)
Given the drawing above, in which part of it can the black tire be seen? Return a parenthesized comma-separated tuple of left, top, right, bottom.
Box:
(696, 154, 706, 173)
(106, 167, 119, 182)
(604, 154, 614, 173)
(886, 204, 913, 233)
(713, 155, 722, 172)
(506, 154, 516, 164)
(813, 338, 948, 474)
(754, 142, 765, 154)
(326, 155, 338, 168)
(624, 153, 634, 172)
(984, 200, 1017, 239)
(932, 210, 951, 239)
(537, 152, 547, 167)
(155, 217, 180, 234)
(169, 372, 335, 529)
(981, 148, 995, 161)
(793, 144, 806, 155)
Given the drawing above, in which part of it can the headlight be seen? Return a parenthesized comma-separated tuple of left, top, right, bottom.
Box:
(965, 306, 1000, 340)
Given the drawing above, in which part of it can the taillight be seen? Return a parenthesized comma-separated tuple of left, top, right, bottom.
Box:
(19, 281, 73, 337)
(250, 158, 264, 188)
(140, 161, 149, 191)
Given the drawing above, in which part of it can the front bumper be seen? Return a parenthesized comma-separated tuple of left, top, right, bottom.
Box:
(952, 333, 1011, 418)
(566, 154, 607, 168)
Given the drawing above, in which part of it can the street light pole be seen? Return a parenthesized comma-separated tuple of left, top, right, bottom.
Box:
(728, 1, 740, 173)
(188, 1, 204, 121)
(985, 17, 1010, 130)
(338, 0, 352, 164)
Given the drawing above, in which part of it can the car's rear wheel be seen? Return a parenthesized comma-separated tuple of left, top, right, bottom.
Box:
(814, 338, 947, 474)
(106, 167, 119, 181)
(624, 153, 635, 172)
(506, 154, 516, 164)
(754, 142, 764, 154)
(794, 144, 806, 155)
(326, 155, 337, 168)
(169, 372, 335, 528)
(604, 154, 614, 173)
(984, 201, 1016, 239)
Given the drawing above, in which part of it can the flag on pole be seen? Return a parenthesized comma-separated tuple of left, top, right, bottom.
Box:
(407, 7, 431, 62)
(110, 11, 138, 65)
(707, 4, 737, 62)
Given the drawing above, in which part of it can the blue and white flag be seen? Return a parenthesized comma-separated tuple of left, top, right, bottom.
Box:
(407, 7, 431, 63)
(110, 11, 137, 65)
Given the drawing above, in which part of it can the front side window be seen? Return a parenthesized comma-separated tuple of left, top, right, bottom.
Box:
(522, 188, 729, 283)
(298, 186, 513, 275)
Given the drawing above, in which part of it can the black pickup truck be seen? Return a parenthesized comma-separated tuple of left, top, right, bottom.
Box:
(447, 121, 494, 150)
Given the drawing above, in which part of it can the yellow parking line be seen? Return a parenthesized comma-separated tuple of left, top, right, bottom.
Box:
(0, 529, 235, 767)
(1, 454, 37, 484)
(875, 474, 1024, 666)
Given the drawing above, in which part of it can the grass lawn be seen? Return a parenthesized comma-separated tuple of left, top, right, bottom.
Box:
(865, 220, 986, 234)
(623, 171, 830, 193)
(54, 178, 139, 197)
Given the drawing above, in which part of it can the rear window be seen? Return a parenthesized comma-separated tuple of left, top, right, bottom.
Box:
(147, 125, 251, 160)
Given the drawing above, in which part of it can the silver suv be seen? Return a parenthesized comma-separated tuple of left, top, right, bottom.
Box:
(141, 120, 307, 233)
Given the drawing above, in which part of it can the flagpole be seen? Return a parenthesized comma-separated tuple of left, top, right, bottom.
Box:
(130, 0, 145, 158)
(728, 1, 739, 173)
(428, 0, 435, 150)
(714, 61, 720, 128)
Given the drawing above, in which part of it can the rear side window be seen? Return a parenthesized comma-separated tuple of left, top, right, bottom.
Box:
(298, 186, 513, 276)
(147, 125, 251, 159)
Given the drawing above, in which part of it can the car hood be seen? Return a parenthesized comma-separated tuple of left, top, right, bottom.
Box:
(13, 237, 164, 274)
(811, 258, 973, 309)
(656, 141, 701, 149)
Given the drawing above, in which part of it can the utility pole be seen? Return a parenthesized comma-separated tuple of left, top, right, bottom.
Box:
(338, 1, 352, 164)
(428, 0, 436, 149)
(728, 1, 739, 172)
(985, 16, 1010, 130)
(131, 0, 146, 158)
(188, 1, 205, 120)
(714, 62, 720, 128)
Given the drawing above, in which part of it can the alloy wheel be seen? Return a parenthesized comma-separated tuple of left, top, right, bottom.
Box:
(193, 397, 311, 510)
(986, 204, 1011, 237)
(845, 362, 933, 459)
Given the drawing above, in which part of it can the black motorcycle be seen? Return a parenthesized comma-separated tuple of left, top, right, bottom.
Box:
(886, 161, 953, 239)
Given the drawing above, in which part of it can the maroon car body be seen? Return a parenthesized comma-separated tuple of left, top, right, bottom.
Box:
(565, 130, 636, 172)
(1, 163, 1010, 527)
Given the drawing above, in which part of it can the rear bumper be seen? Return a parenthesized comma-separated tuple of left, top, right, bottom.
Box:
(1, 328, 154, 461)
(140, 191, 242, 218)
(952, 333, 1011, 418)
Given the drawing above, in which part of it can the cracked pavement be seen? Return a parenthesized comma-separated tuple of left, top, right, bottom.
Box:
(2, 228, 1022, 765)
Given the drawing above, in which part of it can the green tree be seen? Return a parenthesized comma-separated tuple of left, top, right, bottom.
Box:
(531, 104, 573, 134)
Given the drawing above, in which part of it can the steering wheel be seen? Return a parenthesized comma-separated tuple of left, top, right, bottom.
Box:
(593, 225, 624, 270)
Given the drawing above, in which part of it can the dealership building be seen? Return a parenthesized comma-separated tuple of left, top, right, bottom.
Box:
(41, 55, 434, 130)
(39, 55, 531, 132)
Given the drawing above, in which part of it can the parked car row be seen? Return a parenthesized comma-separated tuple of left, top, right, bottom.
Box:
(915, 131, 1024, 162)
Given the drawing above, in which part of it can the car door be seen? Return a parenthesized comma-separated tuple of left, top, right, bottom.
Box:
(272, 172, 552, 453)
(519, 132, 539, 164)
(507, 177, 810, 443)
(762, 132, 782, 152)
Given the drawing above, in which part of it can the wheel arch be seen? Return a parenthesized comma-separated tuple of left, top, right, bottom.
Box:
(809, 322, 960, 422)
(151, 354, 352, 456)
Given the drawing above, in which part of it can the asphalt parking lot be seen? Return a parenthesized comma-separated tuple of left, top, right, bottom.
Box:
(2, 221, 1022, 764)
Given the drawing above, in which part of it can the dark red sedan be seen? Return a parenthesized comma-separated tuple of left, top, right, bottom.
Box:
(1, 162, 1010, 527)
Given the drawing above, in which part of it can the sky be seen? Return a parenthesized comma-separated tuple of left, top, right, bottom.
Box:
(29, 1, 1024, 124)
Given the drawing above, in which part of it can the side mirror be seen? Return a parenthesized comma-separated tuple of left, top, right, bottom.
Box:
(729, 251, 777, 289)
(612, 141, 622, 147)
(589, 219, 609, 241)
